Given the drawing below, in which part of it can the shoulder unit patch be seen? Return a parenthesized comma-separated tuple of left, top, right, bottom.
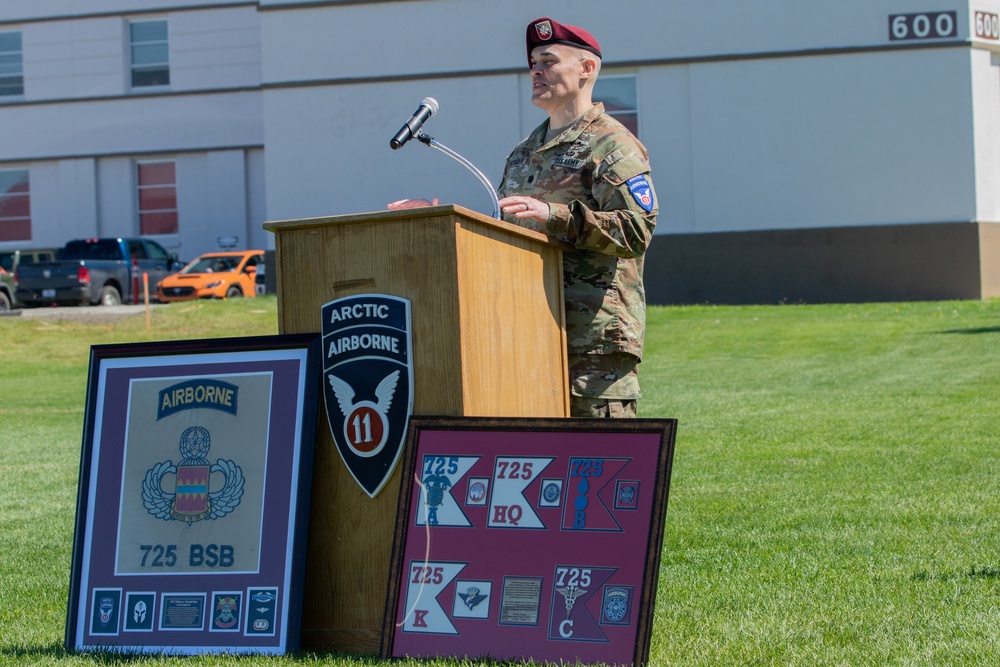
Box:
(626, 174, 654, 213)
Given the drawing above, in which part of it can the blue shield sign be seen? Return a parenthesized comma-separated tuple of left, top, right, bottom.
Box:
(321, 295, 414, 497)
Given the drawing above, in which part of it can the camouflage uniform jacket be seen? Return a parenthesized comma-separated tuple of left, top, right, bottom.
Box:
(498, 103, 657, 360)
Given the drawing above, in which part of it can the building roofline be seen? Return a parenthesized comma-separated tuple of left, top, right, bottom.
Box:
(0, 2, 256, 27)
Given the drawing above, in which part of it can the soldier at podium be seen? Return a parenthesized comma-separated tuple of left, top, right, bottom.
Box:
(390, 17, 657, 418)
(497, 17, 658, 419)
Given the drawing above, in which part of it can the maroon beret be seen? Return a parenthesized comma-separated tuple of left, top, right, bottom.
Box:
(526, 17, 602, 66)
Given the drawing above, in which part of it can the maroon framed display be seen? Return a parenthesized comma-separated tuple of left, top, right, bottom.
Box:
(381, 417, 677, 667)
(65, 334, 321, 655)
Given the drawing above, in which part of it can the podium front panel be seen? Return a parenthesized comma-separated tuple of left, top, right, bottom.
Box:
(265, 205, 568, 653)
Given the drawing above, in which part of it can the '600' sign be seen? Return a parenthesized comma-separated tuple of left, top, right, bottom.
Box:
(976, 11, 1000, 41)
(889, 12, 957, 41)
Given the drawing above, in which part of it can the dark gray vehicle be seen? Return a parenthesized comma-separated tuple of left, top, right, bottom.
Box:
(0, 266, 11, 311)
(0, 247, 58, 310)
(15, 238, 182, 307)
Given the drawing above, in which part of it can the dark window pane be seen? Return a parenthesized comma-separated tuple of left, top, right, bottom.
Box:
(0, 194, 30, 218)
(137, 162, 177, 234)
(0, 218, 31, 242)
(130, 20, 169, 88)
(0, 77, 24, 96)
(0, 53, 21, 72)
(0, 32, 22, 97)
(132, 67, 170, 87)
(594, 77, 637, 111)
(126, 239, 149, 259)
(0, 32, 21, 52)
(138, 162, 175, 186)
(0, 169, 30, 241)
(141, 211, 178, 235)
(0, 170, 28, 195)
(144, 242, 169, 261)
(130, 21, 168, 42)
(131, 42, 168, 67)
(139, 186, 177, 212)
(62, 239, 120, 260)
(594, 76, 638, 138)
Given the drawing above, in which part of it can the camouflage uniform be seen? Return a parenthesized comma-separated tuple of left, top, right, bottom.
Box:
(498, 103, 657, 416)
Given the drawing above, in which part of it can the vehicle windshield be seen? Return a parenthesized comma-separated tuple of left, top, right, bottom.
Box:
(61, 240, 123, 261)
(183, 256, 241, 274)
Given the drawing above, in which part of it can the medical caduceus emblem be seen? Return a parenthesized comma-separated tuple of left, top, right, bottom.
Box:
(321, 294, 413, 498)
(142, 425, 245, 524)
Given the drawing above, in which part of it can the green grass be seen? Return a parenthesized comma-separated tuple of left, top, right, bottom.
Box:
(2, 297, 1000, 666)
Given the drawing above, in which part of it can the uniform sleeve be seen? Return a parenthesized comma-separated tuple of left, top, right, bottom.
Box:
(496, 151, 513, 199)
(545, 149, 658, 259)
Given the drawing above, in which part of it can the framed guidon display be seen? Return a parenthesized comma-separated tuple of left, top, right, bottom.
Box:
(65, 334, 321, 655)
(381, 417, 677, 667)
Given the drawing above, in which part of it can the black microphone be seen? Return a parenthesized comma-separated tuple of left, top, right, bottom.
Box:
(389, 97, 439, 150)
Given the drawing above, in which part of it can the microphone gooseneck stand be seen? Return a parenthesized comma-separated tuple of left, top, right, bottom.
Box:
(417, 132, 501, 220)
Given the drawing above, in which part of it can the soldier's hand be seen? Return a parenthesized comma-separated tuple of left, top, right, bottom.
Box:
(499, 196, 549, 224)
(387, 197, 439, 210)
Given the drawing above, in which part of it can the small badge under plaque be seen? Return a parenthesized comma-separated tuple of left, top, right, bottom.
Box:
(322, 294, 414, 497)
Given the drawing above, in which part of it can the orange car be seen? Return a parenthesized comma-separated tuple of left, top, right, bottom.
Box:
(156, 250, 264, 302)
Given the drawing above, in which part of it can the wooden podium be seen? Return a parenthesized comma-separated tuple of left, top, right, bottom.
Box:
(263, 204, 569, 654)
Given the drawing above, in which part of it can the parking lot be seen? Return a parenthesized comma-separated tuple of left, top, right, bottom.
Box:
(1, 304, 157, 323)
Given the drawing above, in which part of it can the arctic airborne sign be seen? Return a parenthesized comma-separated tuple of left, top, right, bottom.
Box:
(321, 294, 414, 497)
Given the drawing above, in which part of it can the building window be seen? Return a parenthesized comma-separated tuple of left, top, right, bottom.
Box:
(0, 31, 24, 97)
(129, 19, 169, 88)
(0, 170, 30, 242)
(594, 75, 638, 137)
(137, 161, 178, 235)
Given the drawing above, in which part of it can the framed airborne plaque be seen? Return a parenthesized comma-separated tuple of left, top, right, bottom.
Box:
(65, 335, 321, 655)
(381, 417, 677, 667)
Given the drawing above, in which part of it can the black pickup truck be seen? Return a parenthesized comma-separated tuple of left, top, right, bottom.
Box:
(15, 237, 183, 307)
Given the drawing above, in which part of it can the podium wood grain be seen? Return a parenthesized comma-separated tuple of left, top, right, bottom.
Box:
(264, 205, 568, 653)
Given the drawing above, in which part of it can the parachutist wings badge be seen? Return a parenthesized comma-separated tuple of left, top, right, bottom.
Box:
(141, 425, 245, 524)
(322, 295, 413, 497)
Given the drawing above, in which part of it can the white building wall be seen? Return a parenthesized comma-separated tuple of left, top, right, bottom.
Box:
(182, 150, 250, 252)
(245, 148, 268, 249)
(18, 5, 259, 101)
(171, 7, 261, 91)
(972, 48, 1000, 222)
(258, 0, 969, 80)
(258, 0, 997, 234)
(684, 47, 976, 232)
(1, 0, 251, 23)
(2, 0, 1000, 282)
(30, 161, 85, 245)
(58, 158, 98, 238)
(0, 2, 265, 260)
(96, 157, 135, 239)
(261, 74, 523, 221)
(640, 66, 694, 234)
(25, 17, 126, 99)
(0, 90, 261, 160)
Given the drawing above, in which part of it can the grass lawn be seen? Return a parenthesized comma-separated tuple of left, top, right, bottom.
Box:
(1, 297, 999, 666)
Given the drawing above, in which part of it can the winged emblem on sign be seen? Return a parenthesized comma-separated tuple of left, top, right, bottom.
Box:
(321, 294, 413, 498)
(327, 371, 399, 458)
(328, 370, 399, 416)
